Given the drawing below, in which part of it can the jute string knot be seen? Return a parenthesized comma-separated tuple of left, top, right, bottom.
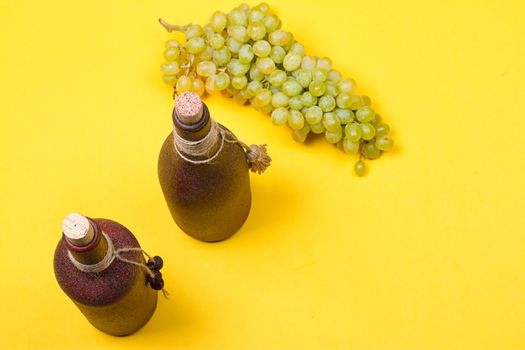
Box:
(68, 232, 169, 299)
(174, 120, 271, 173)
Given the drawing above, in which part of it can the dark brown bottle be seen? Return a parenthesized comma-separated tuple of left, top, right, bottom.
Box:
(53, 213, 158, 336)
(158, 92, 263, 242)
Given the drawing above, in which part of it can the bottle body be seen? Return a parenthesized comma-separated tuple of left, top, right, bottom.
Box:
(158, 124, 252, 242)
(54, 218, 157, 336)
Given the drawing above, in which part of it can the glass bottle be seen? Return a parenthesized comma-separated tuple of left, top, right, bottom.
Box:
(53, 213, 159, 336)
(158, 92, 268, 242)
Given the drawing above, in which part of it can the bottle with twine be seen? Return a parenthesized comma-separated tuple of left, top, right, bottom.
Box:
(158, 92, 271, 242)
(53, 213, 166, 336)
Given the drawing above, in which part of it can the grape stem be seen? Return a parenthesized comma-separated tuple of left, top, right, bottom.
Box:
(159, 18, 189, 33)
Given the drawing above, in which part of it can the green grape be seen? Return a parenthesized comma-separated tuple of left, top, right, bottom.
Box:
(318, 95, 336, 112)
(256, 57, 275, 74)
(282, 39, 295, 52)
(283, 53, 302, 72)
(185, 24, 204, 40)
(253, 40, 272, 57)
(186, 37, 206, 53)
(224, 84, 239, 97)
(325, 127, 343, 144)
(268, 30, 293, 46)
(269, 45, 286, 64)
(288, 110, 305, 130)
(324, 81, 340, 97)
(227, 25, 249, 43)
(249, 65, 265, 81)
(289, 42, 305, 56)
(282, 79, 303, 96)
(309, 81, 326, 97)
(301, 106, 309, 115)
(362, 95, 371, 106)
(310, 122, 325, 134)
(212, 46, 231, 66)
(231, 75, 248, 89)
(196, 61, 217, 77)
(305, 105, 323, 124)
(294, 69, 312, 88)
(227, 58, 250, 76)
(164, 46, 180, 61)
(162, 74, 177, 86)
(271, 91, 289, 108)
(226, 37, 243, 54)
(316, 57, 332, 71)
(342, 138, 359, 154)
(349, 95, 364, 110)
(288, 96, 303, 110)
(292, 124, 310, 143)
(322, 112, 341, 132)
(247, 21, 266, 40)
(238, 3, 250, 12)
(259, 103, 274, 115)
(369, 113, 381, 126)
(165, 39, 180, 49)
(301, 91, 317, 107)
(233, 91, 247, 104)
(205, 75, 216, 94)
(356, 106, 375, 123)
(354, 160, 366, 176)
(345, 122, 362, 142)
(161, 61, 180, 75)
(335, 108, 354, 124)
(375, 136, 394, 151)
(239, 87, 252, 99)
(269, 69, 287, 87)
(363, 142, 381, 159)
(271, 107, 289, 125)
(262, 14, 281, 33)
(327, 69, 341, 83)
(209, 11, 228, 32)
(238, 44, 254, 64)
(192, 78, 205, 96)
(301, 56, 317, 70)
(228, 8, 248, 26)
(246, 80, 262, 97)
(375, 123, 390, 137)
(311, 68, 327, 82)
(336, 92, 352, 109)
(360, 122, 376, 140)
(338, 78, 356, 94)
(213, 72, 230, 90)
(253, 88, 272, 107)
(256, 2, 270, 14)
(248, 8, 265, 23)
(176, 75, 193, 93)
(203, 23, 214, 37)
(198, 45, 214, 61)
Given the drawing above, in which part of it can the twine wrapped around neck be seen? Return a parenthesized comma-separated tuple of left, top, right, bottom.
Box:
(173, 120, 271, 174)
(67, 232, 169, 298)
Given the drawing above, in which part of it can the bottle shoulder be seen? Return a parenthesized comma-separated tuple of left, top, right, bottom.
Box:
(54, 218, 144, 306)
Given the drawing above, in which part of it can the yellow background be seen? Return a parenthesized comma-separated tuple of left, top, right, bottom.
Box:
(1, 0, 524, 349)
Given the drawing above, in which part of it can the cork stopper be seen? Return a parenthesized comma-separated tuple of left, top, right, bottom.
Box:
(62, 213, 95, 247)
(175, 92, 203, 124)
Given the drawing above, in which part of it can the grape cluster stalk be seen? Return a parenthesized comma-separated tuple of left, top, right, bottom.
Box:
(159, 2, 394, 176)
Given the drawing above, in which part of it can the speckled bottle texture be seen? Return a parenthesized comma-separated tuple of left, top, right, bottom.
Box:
(53, 218, 157, 336)
(158, 103, 252, 242)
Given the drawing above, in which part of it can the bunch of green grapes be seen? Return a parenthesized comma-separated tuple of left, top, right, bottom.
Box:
(160, 2, 393, 176)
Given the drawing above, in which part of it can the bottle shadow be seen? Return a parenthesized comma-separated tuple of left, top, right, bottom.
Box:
(235, 175, 300, 242)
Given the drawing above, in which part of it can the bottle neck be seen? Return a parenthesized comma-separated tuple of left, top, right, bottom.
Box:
(172, 103, 222, 160)
(64, 219, 109, 266)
